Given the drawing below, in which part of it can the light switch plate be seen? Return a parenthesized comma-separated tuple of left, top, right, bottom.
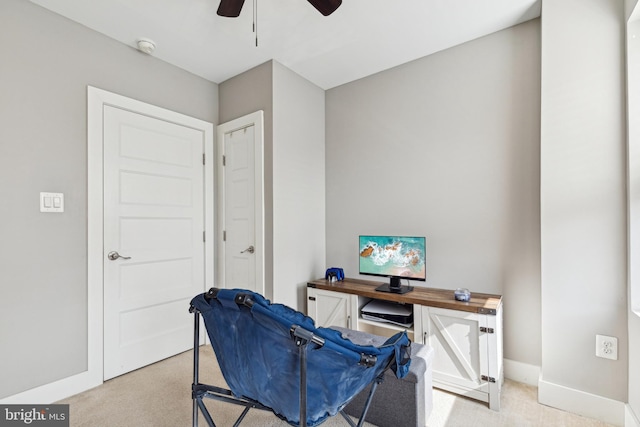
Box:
(40, 192, 64, 213)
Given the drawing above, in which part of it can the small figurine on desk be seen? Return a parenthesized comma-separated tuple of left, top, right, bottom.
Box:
(454, 288, 471, 302)
(325, 267, 345, 282)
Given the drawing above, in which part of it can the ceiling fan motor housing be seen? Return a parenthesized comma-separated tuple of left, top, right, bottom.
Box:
(217, 0, 341, 17)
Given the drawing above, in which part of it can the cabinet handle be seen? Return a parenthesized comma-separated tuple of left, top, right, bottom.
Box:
(348, 315, 352, 329)
(423, 332, 427, 344)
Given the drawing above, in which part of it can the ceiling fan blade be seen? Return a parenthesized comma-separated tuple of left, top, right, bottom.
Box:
(306, 0, 342, 16)
(217, 0, 246, 17)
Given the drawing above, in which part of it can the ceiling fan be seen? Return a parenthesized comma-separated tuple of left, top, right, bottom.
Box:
(217, 0, 342, 17)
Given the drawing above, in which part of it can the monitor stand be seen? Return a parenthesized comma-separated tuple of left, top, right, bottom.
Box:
(375, 277, 414, 294)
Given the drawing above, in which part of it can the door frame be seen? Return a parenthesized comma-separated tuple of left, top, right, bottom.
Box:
(216, 111, 265, 295)
(88, 87, 214, 383)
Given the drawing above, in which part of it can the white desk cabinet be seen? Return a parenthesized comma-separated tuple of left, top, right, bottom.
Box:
(307, 278, 503, 410)
(419, 305, 503, 410)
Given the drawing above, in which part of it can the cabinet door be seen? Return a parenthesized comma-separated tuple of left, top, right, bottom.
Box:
(307, 288, 353, 329)
(423, 307, 489, 398)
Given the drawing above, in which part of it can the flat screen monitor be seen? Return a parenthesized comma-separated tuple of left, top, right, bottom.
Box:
(359, 235, 426, 294)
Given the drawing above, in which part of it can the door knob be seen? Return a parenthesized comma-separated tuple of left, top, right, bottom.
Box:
(108, 251, 131, 261)
(240, 245, 255, 254)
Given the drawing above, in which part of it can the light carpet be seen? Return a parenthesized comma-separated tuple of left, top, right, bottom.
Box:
(59, 346, 614, 426)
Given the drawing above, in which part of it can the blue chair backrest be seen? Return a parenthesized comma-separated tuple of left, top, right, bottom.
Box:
(190, 289, 410, 427)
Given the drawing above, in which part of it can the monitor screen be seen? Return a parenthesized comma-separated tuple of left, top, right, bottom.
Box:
(359, 235, 426, 282)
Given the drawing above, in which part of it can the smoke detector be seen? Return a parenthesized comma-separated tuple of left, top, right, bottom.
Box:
(136, 38, 156, 54)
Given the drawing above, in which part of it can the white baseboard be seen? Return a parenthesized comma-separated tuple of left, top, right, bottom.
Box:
(503, 358, 540, 387)
(0, 370, 101, 405)
(627, 404, 640, 427)
(538, 378, 625, 426)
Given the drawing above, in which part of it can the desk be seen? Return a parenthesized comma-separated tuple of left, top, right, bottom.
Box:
(307, 277, 503, 410)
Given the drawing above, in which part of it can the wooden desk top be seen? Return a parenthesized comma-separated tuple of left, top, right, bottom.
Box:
(307, 277, 502, 315)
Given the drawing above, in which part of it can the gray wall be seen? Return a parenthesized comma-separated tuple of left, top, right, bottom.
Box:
(219, 61, 326, 310)
(628, 0, 640, 422)
(218, 61, 275, 300)
(540, 0, 627, 409)
(272, 61, 326, 310)
(0, 0, 218, 398)
(326, 20, 541, 366)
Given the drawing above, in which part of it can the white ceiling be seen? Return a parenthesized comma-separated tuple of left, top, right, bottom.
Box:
(29, 0, 541, 90)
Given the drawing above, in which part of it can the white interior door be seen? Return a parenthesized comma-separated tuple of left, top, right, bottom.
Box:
(224, 126, 256, 289)
(217, 112, 264, 295)
(103, 105, 206, 380)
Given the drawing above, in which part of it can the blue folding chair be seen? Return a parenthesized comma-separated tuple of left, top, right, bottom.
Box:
(189, 288, 411, 427)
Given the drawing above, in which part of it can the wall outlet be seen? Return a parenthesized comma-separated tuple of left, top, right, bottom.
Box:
(595, 334, 618, 360)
